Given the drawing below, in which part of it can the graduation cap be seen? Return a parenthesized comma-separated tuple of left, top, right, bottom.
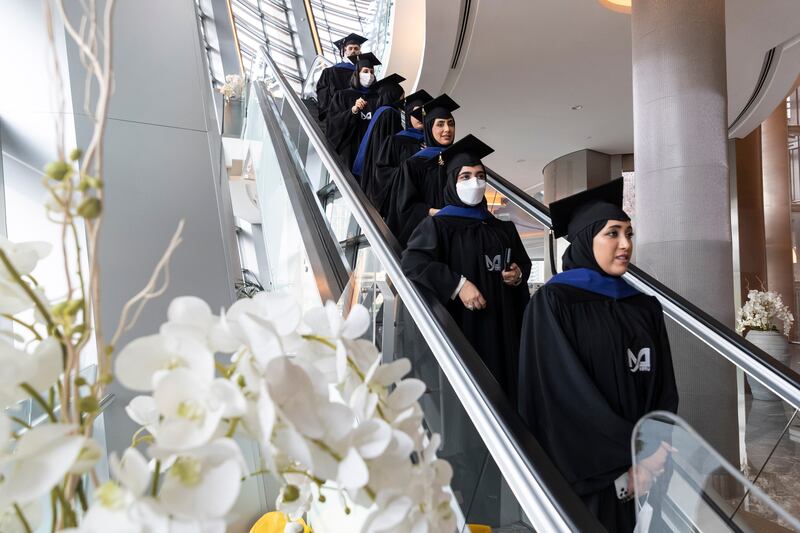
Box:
(353, 52, 382, 70)
(403, 89, 433, 109)
(333, 33, 368, 53)
(371, 73, 406, 91)
(430, 134, 494, 172)
(410, 93, 460, 121)
(549, 178, 626, 239)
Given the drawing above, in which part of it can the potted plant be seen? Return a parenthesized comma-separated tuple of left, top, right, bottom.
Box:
(220, 74, 246, 137)
(736, 289, 795, 401)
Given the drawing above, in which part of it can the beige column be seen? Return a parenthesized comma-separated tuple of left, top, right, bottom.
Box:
(761, 103, 795, 336)
(735, 128, 768, 297)
(631, 0, 738, 462)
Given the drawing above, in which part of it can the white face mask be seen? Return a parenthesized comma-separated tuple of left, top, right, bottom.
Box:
(456, 177, 486, 206)
(359, 73, 375, 87)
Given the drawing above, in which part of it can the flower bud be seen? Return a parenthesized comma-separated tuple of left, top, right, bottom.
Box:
(44, 161, 71, 181)
(77, 197, 102, 219)
(69, 148, 83, 161)
(79, 395, 100, 414)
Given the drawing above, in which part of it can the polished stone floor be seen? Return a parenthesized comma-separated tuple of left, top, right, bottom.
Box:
(739, 344, 800, 529)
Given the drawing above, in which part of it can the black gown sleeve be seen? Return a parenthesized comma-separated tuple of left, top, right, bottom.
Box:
(518, 287, 636, 494)
(401, 218, 462, 304)
(508, 223, 532, 282)
(388, 161, 433, 247)
(326, 92, 360, 155)
(315, 68, 333, 121)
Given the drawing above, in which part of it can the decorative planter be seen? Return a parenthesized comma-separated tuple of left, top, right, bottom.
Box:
(222, 97, 244, 137)
(745, 330, 791, 401)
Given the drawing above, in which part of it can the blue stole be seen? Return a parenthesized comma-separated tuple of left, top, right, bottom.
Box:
(334, 62, 356, 71)
(396, 128, 425, 141)
(412, 146, 445, 160)
(352, 106, 396, 177)
(434, 205, 492, 220)
(547, 268, 640, 299)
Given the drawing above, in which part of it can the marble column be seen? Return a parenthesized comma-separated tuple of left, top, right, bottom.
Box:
(632, 0, 738, 461)
(761, 103, 795, 337)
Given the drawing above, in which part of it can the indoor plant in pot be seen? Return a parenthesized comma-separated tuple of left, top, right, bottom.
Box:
(736, 289, 795, 401)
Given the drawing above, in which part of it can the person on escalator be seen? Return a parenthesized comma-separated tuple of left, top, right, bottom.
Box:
(401, 135, 531, 400)
(367, 89, 433, 216)
(325, 53, 384, 168)
(384, 94, 459, 246)
(517, 178, 679, 532)
(351, 74, 406, 191)
(315, 33, 367, 125)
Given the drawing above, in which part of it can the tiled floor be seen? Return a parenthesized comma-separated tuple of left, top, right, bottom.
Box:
(741, 344, 800, 526)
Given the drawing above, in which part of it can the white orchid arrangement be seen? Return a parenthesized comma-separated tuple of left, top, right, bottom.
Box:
(0, 1, 457, 532)
(736, 289, 794, 336)
(219, 74, 246, 101)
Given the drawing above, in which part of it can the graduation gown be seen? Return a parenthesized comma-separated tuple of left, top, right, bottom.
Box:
(315, 63, 354, 123)
(326, 88, 381, 169)
(371, 129, 425, 216)
(384, 151, 448, 246)
(518, 272, 678, 532)
(351, 106, 402, 192)
(401, 211, 532, 399)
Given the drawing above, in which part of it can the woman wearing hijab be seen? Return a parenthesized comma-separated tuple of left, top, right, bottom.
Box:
(401, 135, 531, 399)
(517, 178, 678, 532)
(326, 53, 383, 168)
(366, 89, 433, 215)
(351, 74, 406, 190)
(385, 94, 459, 246)
(315, 33, 367, 125)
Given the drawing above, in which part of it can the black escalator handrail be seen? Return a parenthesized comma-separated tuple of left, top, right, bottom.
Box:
(486, 168, 800, 410)
(255, 46, 604, 533)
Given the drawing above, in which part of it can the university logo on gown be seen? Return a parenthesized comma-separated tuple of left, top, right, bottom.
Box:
(360, 111, 372, 120)
(485, 254, 502, 272)
(627, 347, 651, 372)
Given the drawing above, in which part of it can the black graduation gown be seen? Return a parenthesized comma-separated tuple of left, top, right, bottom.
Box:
(315, 64, 354, 122)
(326, 89, 380, 169)
(518, 283, 679, 532)
(401, 214, 532, 399)
(355, 107, 401, 193)
(371, 132, 425, 216)
(384, 155, 448, 247)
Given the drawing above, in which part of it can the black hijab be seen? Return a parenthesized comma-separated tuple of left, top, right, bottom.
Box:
(561, 202, 630, 272)
(404, 96, 428, 128)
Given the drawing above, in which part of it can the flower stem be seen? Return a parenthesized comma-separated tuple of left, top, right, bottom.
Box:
(20, 382, 58, 422)
(0, 248, 56, 331)
(1, 314, 42, 340)
(151, 459, 161, 496)
(302, 334, 336, 351)
(225, 417, 240, 437)
(76, 477, 88, 512)
(10, 416, 32, 429)
(13, 503, 32, 533)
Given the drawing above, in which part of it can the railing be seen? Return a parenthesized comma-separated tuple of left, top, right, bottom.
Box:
(254, 44, 603, 533)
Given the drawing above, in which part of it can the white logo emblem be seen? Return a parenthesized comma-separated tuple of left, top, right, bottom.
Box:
(627, 348, 651, 373)
(485, 254, 502, 272)
(360, 111, 372, 120)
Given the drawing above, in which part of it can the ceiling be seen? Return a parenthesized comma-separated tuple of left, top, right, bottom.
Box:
(401, 0, 800, 192)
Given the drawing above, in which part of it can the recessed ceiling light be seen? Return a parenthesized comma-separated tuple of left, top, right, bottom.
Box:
(598, 0, 631, 14)
(571, 105, 583, 111)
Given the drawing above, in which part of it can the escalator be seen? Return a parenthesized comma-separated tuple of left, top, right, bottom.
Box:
(242, 46, 800, 531)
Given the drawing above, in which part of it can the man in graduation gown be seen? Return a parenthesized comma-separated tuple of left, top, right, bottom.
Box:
(517, 179, 678, 532)
(368, 89, 433, 216)
(401, 135, 531, 400)
(351, 74, 406, 191)
(325, 53, 383, 168)
(384, 94, 459, 246)
(315, 33, 367, 125)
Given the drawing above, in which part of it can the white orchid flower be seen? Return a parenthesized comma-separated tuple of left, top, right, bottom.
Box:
(148, 369, 242, 451)
(115, 334, 214, 392)
(155, 438, 245, 521)
(276, 473, 313, 520)
(159, 296, 239, 354)
(0, 278, 35, 315)
(0, 238, 52, 279)
(303, 302, 370, 383)
(0, 424, 84, 509)
(0, 337, 62, 409)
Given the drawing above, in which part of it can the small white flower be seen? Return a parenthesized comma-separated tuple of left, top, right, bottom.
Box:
(115, 334, 215, 392)
(159, 296, 240, 353)
(276, 473, 313, 520)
